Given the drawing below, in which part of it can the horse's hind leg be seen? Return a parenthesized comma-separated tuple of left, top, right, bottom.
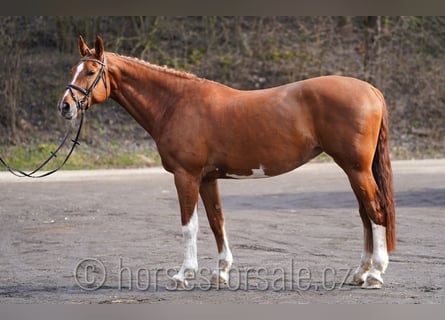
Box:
(346, 169, 389, 289)
(351, 203, 373, 285)
(199, 178, 233, 285)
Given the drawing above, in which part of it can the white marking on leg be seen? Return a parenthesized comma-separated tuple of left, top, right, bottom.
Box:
(212, 226, 233, 284)
(226, 165, 269, 179)
(370, 221, 389, 277)
(364, 221, 389, 288)
(353, 227, 372, 284)
(353, 250, 372, 284)
(219, 230, 233, 267)
(173, 206, 199, 284)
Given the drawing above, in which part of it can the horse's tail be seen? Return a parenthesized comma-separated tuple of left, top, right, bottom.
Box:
(372, 96, 396, 253)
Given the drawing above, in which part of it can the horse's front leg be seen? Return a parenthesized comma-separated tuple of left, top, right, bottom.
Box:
(171, 171, 200, 288)
(199, 178, 233, 285)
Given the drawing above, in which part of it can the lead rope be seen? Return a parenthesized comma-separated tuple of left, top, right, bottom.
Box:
(0, 55, 107, 178)
(0, 111, 84, 178)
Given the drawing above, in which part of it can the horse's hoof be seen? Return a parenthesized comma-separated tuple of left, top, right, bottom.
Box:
(168, 277, 189, 290)
(210, 274, 228, 286)
(351, 273, 366, 286)
(362, 276, 383, 289)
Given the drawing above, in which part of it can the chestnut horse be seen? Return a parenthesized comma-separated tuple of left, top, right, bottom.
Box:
(59, 36, 395, 289)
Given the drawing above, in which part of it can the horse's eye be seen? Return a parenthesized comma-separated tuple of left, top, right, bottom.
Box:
(87, 70, 96, 76)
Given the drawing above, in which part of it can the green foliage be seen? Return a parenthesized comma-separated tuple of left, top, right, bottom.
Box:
(268, 50, 297, 61)
(0, 16, 444, 164)
(188, 48, 207, 66)
(0, 144, 161, 171)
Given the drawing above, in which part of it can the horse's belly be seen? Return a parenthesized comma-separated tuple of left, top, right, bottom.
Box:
(224, 165, 269, 179)
(208, 141, 320, 180)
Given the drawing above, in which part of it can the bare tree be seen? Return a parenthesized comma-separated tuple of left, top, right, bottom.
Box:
(0, 17, 24, 143)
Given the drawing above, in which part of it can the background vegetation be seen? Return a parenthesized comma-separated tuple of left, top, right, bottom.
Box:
(0, 17, 444, 170)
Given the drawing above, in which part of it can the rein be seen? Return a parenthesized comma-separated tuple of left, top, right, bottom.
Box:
(0, 56, 107, 178)
(0, 113, 83, 178)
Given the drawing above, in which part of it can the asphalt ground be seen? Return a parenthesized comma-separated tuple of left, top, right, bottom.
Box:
(0, 159, 444, 303)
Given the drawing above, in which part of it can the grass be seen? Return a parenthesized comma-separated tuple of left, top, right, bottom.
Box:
(0, 143, 161, 172)
(2, 142, 442, 174)
(1, 141, 331, 173)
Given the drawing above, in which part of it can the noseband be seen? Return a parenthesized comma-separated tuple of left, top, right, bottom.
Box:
(66, 56, 108, 112)
(0, 56, 108, 178)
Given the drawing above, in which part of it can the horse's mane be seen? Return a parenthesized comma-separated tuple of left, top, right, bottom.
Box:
(108, 52, 198, 80)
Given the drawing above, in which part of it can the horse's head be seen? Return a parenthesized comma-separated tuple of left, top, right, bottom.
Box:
(58, 36, 109, 120)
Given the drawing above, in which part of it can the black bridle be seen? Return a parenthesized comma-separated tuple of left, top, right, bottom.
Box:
(0, 56, 108, 178)
(66, 56, 108, 112)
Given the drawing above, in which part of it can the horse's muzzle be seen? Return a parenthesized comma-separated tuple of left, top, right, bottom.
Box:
(59, 101, 77, 120)
(61, 102, 71, 114)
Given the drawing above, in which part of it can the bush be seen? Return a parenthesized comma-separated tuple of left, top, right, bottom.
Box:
(1, 17, 444, 161)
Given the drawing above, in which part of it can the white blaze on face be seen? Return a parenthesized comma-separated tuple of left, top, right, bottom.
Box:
(72, 62, 85, 84)
(60, 62, 85, 103)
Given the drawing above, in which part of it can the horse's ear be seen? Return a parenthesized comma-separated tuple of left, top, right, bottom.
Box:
(94, 36, 104, 60)
(78, 35, 90, 57)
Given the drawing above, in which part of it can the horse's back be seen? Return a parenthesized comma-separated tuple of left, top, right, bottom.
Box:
(296, 75, 382, 111)
(164, 75, 384, 178)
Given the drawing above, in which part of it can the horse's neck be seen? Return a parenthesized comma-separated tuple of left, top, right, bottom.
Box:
(107, 54, 188, 138)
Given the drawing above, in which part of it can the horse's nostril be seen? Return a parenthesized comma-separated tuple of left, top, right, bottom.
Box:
(62, 102, 70, 113)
